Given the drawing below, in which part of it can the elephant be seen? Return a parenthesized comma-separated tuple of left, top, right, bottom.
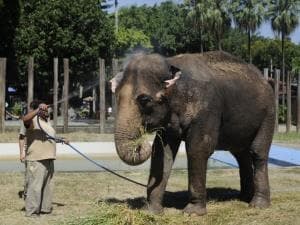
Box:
(113, 51, 275, 215)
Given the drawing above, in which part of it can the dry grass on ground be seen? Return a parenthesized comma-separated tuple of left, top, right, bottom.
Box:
(0, 167, 299, 225)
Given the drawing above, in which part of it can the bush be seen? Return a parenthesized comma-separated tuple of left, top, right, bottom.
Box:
(10, 102, 22, 117)
(278, 105, 287, 123)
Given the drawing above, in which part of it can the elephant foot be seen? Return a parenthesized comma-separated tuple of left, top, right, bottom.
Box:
(249, 195, 270, 208)
(183, 203, 207, 216)
(147, 202, 163, 215)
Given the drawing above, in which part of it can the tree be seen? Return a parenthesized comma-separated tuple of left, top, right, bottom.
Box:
(118, 2, 189, 56)
(118, 5, 152, 34)
(251, 38, 300, 71)
(268, 0, 300, 85)
(292, 56, 300, 75)
(150, 2, 189, 55)
(231, 0, 268, 63)
(186, 0, 207, 52)
(222, 28, 248, 60)
(205, 0, 231, 50)
(0, 0, 21, 87)
(115, 27, 152, 57)
(14, 0, 115, 100)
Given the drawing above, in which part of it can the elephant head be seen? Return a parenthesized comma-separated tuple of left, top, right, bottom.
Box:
(112, 54, 181, 165)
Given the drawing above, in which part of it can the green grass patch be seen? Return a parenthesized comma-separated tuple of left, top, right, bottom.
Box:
(273, 131, 300, 143)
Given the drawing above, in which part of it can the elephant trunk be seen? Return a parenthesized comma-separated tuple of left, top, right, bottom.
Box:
(114, 85, 152, 166)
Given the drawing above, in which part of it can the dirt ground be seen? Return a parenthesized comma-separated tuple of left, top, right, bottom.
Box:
(0, 167, 300, 225)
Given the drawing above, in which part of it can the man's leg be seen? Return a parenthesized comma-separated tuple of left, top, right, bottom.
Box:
(41, 160, 54, 213)
(23, 160, 29, 199)
(25, 161, 45, 216)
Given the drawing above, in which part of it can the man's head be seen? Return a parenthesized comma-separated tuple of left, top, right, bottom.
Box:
(30, 100, 49, 120)
(29, 100, 42, 110)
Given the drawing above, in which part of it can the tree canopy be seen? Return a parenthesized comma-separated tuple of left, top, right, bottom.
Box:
(14, 0, 115, 98)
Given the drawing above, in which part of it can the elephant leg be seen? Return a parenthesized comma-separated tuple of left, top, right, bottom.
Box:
(147, 131, 180, 214)
(249, 112, 274, 208)
(183, 122, 218, 216)
(231, 151, 254, 202)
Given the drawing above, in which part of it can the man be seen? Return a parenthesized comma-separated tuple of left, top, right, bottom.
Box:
(18, 119, 27, 199)
(22, 100, 56, 217)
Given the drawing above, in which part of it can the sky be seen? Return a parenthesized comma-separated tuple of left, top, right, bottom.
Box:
(112, 0, 300, 44)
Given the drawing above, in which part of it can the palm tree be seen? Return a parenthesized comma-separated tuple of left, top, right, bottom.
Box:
(186, 0, 231, 51)
(186, 0, 207, 52)
(268, 0, 300, 90)
(231, 0, 268, 63)
(205, 0, 231, 50)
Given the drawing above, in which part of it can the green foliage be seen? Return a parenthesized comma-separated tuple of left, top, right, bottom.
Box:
(278, 105, 287, 123)
(251, 38, 300, 70)
(187, 0, 231, 51)
(115, 27, 152, 57)
(231, 0, 268, 33)
(14, 0, 115, 99)
(230, 0, 268, 62)
(268, 0, 300, 36)
(273, 131, 300, 142)
(0, 0, 21, 86)
(292, 56, 300, 74)
(118, 2, 193, 56)
(222, 29, 248, 61)
(0, 0, 21, 56)
(203, 0, 231, 50)
(10, 102, 22, 116)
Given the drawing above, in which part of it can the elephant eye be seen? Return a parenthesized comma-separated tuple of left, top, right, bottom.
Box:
(136, 94, 153, 108)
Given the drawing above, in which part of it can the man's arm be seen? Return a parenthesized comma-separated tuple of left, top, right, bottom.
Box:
(19, 134, 26, 162)
(22, 103, 47, 127)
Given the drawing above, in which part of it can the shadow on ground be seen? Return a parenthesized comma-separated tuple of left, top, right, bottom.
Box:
(101, 187, 240, 210)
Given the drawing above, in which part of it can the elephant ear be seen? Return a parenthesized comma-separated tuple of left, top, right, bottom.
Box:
(110, 72, 124, 93)
(156, 65, 182, 100)
(165, 65, 182, 88)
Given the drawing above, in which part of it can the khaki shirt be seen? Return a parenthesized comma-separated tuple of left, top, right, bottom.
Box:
(26, 116, 56, 161)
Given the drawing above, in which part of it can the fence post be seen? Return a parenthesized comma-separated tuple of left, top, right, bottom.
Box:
(0, 58, 6, 133)
(297, 72, 300, 133)
(286, 72, 291, 133)
(92, 87, 96, 114)
(53, 58, 58, 130)
(112, 58, 119, 117)
(274, 69, 280, 133)
(63, 58, 69, 133)
(281, 70, 286, 107)
(99, 58, 106, 133)
(263, 68, 268, 79)
(27, 57, 34, 111)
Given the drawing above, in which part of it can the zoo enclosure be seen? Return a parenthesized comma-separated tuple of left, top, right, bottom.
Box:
(0, 57, 300, 134)
(0, 57, 121, 133)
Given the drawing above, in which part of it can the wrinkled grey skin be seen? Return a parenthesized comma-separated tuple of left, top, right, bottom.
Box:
(113, 51, 275, 215)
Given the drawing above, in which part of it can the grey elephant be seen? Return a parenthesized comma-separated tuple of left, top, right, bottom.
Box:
(113, 51, 275, 215)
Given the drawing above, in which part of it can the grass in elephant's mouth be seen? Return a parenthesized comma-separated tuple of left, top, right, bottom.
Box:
(1, 168, 299, 225)
(129, 126, 164, 160)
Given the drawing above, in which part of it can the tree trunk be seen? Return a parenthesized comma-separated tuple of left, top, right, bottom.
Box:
(281, 31, 286, 108)
(248, 29, 252, 64)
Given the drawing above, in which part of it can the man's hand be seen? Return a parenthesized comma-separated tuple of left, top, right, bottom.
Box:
(20, 151, 26, 163)
(62, 138, 70, 144)
(38, 103, 48, 111)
